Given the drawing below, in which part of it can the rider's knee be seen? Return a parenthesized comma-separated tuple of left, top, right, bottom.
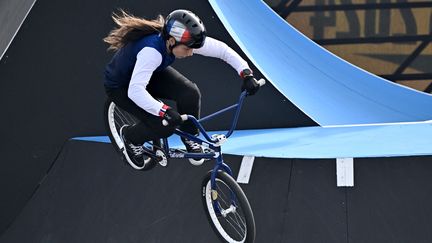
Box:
(183, 83, 201, 102)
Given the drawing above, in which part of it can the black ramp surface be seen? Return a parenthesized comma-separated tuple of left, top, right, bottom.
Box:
(4, 140, 432, 243)
(0, 140, 301, 243)
(241, 157, 294, 242)
(348, 157, 432, 243)
(282, 159, 347, 243)
(0, 0, 112, 232)
(1, 139, 347, 243)
(1, 140, 299, 243)
(0, 140, 221, 243)
(0, 0, 314, 233)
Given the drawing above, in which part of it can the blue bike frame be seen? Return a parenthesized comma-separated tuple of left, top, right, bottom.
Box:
(161, 91, 250, 213)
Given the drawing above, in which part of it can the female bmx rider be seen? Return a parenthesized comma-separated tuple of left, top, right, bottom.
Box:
(103, 9, 260, 168)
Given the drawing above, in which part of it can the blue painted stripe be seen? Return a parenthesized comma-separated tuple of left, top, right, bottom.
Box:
(72, 136, 111, 143)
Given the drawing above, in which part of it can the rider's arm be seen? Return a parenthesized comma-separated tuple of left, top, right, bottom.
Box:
(128, 47, 164, 116)
(193, 37, 250, 75)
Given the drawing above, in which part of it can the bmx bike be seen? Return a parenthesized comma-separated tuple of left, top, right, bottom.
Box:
(104, 79, 265, 243)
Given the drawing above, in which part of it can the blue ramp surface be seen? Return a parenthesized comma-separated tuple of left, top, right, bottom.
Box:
(209, 0, 432, 126)
(74, 121, 432, 159)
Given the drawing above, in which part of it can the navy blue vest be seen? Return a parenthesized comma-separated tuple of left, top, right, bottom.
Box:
(104, 34, 175, 88)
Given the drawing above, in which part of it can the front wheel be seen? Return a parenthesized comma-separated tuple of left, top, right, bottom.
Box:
(201, 170, 256, 243)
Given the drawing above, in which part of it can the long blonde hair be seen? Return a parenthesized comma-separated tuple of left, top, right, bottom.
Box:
(103, 10, 165, 51)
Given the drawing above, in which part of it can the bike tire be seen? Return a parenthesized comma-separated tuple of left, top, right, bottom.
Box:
(201, 170, 256, 243)
(104, 98, 157, 170)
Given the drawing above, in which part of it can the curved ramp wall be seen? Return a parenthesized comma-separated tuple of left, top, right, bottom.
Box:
(209, 0, 432, 126)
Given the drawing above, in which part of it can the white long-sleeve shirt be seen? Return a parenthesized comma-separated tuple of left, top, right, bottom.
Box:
(128, 37, 250, 116)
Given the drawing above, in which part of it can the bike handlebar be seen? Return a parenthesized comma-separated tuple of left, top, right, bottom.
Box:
(162, 114, 188, 126)
(162, 78, 266, 142)
(256, 78, 266, 87)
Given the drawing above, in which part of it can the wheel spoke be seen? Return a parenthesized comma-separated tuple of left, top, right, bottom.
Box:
(216, 193, 230, 208)
(216, 183, 235, 208)
(115, 108, 131, 125)
(234, 211, 246, 228)
(224, 214, 246, 239)
(204, 173, 254, 243)
(226, 210, 246, 233)
(212, 179, 248, 241)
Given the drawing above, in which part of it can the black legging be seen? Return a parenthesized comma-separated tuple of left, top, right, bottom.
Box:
(105, 66, 201, 145)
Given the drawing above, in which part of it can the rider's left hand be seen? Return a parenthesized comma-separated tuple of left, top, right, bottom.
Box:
(240, 69, 260, 95)
(160, 105, 183, 127)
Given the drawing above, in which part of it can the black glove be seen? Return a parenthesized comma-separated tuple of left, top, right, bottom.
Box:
(160, 105, 183, 126)
(241, 69, 260, 95)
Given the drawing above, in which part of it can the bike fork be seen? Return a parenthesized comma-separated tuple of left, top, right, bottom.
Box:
(210, 153, 238, 215)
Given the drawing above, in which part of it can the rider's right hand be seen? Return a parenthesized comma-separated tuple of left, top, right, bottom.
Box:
(240, 69, 260, 95)
(160, 104, 183, 126)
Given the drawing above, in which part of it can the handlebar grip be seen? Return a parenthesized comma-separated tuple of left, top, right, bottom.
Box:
(257, 78, 266, 87)
(162, 114, 188, 126)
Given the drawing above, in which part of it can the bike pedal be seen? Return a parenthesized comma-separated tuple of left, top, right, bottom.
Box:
(155, 149, 168, 167)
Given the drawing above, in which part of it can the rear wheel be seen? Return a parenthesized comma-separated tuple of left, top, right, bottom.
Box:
(201, 170, 255, 243)
(104, 99, 157, 170)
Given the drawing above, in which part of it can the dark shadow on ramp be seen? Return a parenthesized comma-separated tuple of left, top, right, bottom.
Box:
(1, 140, 310, 243)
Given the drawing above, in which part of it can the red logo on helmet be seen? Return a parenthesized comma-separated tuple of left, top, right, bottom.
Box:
(180, 29, 191, 43)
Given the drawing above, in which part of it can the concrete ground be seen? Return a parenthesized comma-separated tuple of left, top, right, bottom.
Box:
(0, 0, 35, 60)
